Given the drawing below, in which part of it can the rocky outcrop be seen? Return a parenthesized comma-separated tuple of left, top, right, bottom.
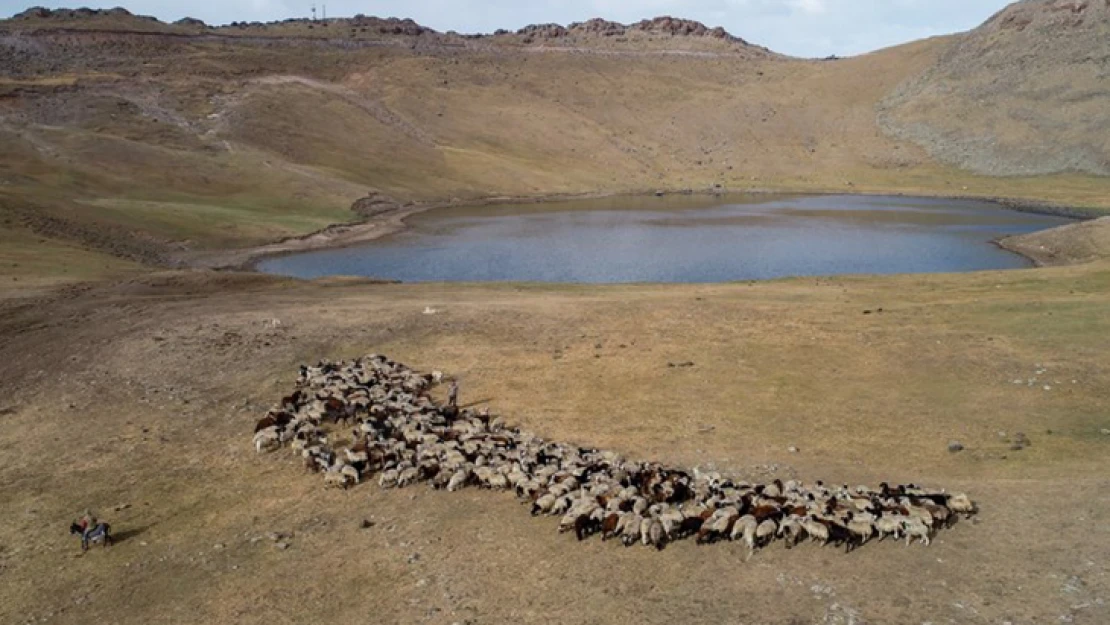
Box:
(11, 7, 53, 19)
(10, 6, 159, 22)
(350, 16, 432, 36)
(984, 0, 1110, 32)
(350, 193, 401, 218)
(568, 18, 625, 36)
(499, 16, 765, 52)
(515, 23, 568, 39)
(631, 17, 735, 40)
(3, 9, 750, 52)
(174, 17, 207, 28)
(3, 8, 435, 38)
(514, 16, 743, 42)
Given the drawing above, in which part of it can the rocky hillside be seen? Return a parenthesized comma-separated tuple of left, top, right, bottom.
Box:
(497, 17, 770, 53)
(879, 0, 1110, 176)
(1, 7, 766, 54)
(0, 2, 1108, 283)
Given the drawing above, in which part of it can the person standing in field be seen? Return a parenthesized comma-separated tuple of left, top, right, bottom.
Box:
(448, 380, 459, 408)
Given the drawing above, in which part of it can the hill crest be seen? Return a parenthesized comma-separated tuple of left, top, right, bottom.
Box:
(3, 7, 768, 54)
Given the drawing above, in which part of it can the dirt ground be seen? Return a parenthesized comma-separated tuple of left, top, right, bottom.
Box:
(1, 264, 1108, 625)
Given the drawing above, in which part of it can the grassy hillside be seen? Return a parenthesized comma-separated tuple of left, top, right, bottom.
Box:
(1, 2, 1109, 287)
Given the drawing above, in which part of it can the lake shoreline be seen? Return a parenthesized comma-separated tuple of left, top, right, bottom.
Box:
(184, 188, 1097, 274)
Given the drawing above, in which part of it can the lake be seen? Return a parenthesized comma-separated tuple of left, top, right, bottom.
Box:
(257, 194, 1073, 283)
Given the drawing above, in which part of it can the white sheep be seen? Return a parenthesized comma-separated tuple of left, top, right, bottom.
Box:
(801, 517, 830, 545)
(639, 517, 656, 547)
(845, 514, 874, 545)
(700, 509, 735, 543)
(731, 514, 758, 547)
(550, 495, 574, 516)
(902, 518, 932, 546)
(874, 514, 903, 541)
(253, 427, 282, 453)
(531, 493, 557, 516)
(948, 493, 977, 516)
(345, 448, 369, 464)
(622, 514, 645, 546)
(646, 518, 665, 550)
(777, 517, 806, 548)
(900, 500, 936, 529)
(397, 466, 418, 488)
(378, 468, 400, 489)
(447, 469, 470, 492)
(339, 463, 361, 484)
(755, 519, 778, 548)
(659, 509, 685, 537)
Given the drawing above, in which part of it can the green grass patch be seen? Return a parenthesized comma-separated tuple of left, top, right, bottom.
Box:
(78, 198, 351, 247)
(0, 227, 143, 286)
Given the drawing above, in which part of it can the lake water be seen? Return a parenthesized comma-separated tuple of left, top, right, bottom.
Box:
(257, 194, 1072, 283)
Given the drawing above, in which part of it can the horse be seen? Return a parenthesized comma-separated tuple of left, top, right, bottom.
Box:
(70, 522, 113, 552)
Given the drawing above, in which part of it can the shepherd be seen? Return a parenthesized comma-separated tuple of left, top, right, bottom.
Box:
(70, 510, 113, 552)
(76, 509, 97, 540)
(448, 380, 459, 409)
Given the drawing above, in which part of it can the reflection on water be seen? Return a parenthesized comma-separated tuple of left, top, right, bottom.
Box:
(257, 194, 1073, 283)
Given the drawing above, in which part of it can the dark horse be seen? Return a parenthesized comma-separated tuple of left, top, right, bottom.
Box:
(70, 522, 113, 552)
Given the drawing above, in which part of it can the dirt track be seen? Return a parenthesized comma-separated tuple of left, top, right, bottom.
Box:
(1, 268, 1108, 625)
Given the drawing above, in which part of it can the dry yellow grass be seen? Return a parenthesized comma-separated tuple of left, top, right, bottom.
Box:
(0, 265, 1108, 624)
(1001, 216, 1110, 266)
(1, 7, 1109, 622)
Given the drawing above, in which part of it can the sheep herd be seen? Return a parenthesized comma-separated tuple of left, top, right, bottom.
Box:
(252, 354, 977, 554)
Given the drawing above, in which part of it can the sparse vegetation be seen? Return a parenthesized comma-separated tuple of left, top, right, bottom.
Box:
(1, 3, 1109, 624)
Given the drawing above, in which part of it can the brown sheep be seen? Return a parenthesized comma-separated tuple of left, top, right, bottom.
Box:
(600, 513, 621, 540)
(254, 411, 292, 433)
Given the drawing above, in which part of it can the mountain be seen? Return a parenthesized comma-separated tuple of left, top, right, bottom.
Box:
(879, 0, 1110, 176)
(0, 1, 1107, 282)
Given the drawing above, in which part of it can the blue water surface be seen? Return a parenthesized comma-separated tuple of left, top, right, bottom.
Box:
(258, 194, 1072, 283)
